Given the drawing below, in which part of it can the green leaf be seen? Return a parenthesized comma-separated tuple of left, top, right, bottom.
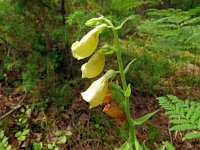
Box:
(7, 145, 12, 150)
(57, 136, 67, 144)
(198, 118, 200, 129)
(110, 83, 124, 104)
(0, 130, 4, 139)
(134, 110, 159, 126)
(1, 136, 8, 144)
(65, 131, 72, 136)
(170, 119, 189, 124)
(170, 124, 197, 131)
(54, 147, 59, 150)
(54, 130, 62, 136)
(22, 129, 29, 136)
(115, 141, 132, 150)
(17, 135, 26, 141)
(20, 107, 25, 113)
(124, 59, 136, 74)
(157, 145, 166, 150)
(0, 145, 6, 150)
(134, 138, 143, 150)
(124, 84, 131, 97)
(33, 142, 43, 150)
(163, 141, 176, 150)
(21, 118, 28, 124)
(48, 143, 55, 149)
(115, 16, 135, 30)
(15, 131, 22, 138)
(182, 132, 200, 140)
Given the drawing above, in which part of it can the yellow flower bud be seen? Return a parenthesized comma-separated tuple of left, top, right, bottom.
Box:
(81, 53, 105, 78)
(71, 24, 106, 60)
(81, 76, 108, 108)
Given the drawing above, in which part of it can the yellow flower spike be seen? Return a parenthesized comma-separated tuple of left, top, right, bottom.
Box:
(81, 53, 105, 78)
(71, 24, 107, 60)
(81, 70, 117, 108)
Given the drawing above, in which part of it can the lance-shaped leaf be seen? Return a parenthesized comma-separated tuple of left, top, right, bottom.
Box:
(124, 59, 136, 74)
(134, 110, 159, 126)
(115, 141, 132, 150)
(158, 141, 176, 150)
(115, 16, 135, 30)
(124, 84, 131, 97)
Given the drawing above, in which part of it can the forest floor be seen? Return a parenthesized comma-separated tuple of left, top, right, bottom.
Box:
(0, 85, 200, 150)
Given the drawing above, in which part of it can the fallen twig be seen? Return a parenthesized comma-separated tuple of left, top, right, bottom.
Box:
(0, 91, 27, 120)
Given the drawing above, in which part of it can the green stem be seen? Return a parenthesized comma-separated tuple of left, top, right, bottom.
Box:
(113, 30, 127, 90)
(112, 29, 136, 147)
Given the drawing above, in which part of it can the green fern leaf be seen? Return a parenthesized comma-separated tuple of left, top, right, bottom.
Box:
(170, 124, 197, 131)
(180, 109, 185, 116)
(170, 119, 190, 124)
(182, 132, 200, 141)
(184, 100, 190, 107)
(166, 111, 179, 116)
(198, 119, 200, 129)
(185, 108, 195, 119)
(167, 95, 179, 103)
(157, 95, 200, 141)
(169, 115, 182, 119)
(191, 113, 199, 124)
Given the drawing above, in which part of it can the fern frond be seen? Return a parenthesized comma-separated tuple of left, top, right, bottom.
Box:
(170, 124, 197, 131)
(182, 132, 200, 140)
(157, 95, 200, 140)
(181, 17, 200, 26)
(138, 8, 200, 52)
(170, 119, 190, 124)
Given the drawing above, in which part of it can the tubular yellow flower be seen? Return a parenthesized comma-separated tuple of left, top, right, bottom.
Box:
(81, 70, 117, 108)
(81, 76, 108, 108)
(81, 53, 105, 78)
(71, 24, 106, 60)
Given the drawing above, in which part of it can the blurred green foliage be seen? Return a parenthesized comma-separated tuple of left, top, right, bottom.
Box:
(127, 51, 174, 95)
